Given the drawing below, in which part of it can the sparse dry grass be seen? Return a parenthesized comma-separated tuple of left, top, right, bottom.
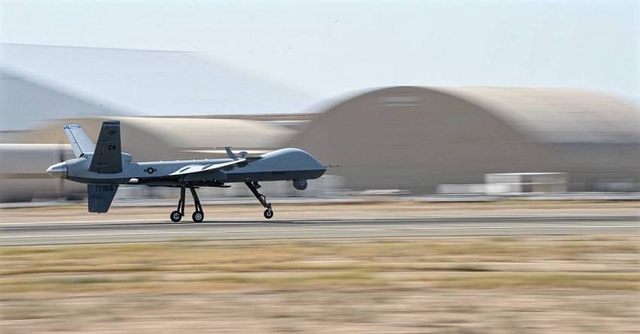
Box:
(432, 272, 640, 290)
(2, 235, 639, 333)
(2, 236, 638, 294)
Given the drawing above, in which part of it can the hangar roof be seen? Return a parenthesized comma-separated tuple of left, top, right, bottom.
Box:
(0, 44, 316, 129)
(435, 87, 640, 143)
(327, 86, 640, 143)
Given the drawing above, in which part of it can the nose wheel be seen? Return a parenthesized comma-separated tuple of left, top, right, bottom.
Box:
(246, 181, 274, 219)
(170, 184, 204, 223)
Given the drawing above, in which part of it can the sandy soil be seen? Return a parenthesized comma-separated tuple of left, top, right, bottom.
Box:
(3, 289, 639, 334)
(2, 235, 639, 333)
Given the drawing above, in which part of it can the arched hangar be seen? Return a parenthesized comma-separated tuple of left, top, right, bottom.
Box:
(289, 86, 640, 193)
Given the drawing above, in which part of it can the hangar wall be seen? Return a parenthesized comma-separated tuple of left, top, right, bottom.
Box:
(289, 87, 640, 193)
(3, 86, 640, 202)
(0, 72, 122, 131)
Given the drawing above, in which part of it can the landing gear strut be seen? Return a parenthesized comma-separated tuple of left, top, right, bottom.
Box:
(170, 183, 204, 223)
(245, 181, 273, 219)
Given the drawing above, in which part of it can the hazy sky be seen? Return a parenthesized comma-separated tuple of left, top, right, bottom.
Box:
(1, 0, 639, 104)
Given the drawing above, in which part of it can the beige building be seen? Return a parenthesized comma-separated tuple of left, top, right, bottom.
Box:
(3, 86, 640, 202)
(289, 86, 640, 193)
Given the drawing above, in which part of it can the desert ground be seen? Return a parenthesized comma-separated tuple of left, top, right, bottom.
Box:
(1, 200, 639, 333)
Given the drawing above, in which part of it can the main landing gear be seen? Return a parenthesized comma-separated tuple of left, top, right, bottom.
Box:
(245, 181, 274, 219)
(170, 184, 204, 223)
(169, 182, 274, 222)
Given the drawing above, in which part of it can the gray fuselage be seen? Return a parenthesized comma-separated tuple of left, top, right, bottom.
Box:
(51, 148, 326, 187)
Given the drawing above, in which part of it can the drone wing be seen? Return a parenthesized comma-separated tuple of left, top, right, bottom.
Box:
(169, 158, 247, 176)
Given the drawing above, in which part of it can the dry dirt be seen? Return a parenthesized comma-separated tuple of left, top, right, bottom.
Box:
(2, 235, 639, 333)
(3, 290, 639, 334)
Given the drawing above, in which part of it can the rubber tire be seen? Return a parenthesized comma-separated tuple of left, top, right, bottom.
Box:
(263, 208, 274, 219)
(170, 211, 182, 223)
(192, 211, 204, 223)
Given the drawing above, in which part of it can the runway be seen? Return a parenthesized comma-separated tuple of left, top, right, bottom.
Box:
(2, 215, 638, 246)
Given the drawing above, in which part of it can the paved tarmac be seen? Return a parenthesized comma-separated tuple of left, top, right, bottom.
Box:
(1, 215, 638, 246)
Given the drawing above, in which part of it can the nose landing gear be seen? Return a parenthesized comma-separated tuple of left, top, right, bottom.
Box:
(245, 181, 274, 219)
(263, 207, 274, 219)
(170, 183, 204, 223)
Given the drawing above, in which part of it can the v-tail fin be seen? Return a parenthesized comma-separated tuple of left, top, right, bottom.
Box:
(87, 184, 119, 213)
(63, 124, 96, 158)
(89, 120, 123, 174)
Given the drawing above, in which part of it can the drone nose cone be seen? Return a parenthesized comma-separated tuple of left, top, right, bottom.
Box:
(46, 162, 67, 178)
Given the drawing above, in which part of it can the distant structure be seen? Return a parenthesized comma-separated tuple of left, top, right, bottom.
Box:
(0, 44, 316, 131)
(2, 43, 639, 201)
(289, 86, 640, 193)
(0, 43, 314, 201)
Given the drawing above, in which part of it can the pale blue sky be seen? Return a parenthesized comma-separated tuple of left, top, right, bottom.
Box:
(1, 0, 639, 104)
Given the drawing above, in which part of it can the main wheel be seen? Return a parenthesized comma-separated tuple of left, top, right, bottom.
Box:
(192, 211, 204, 223)
(170, 211, 182, 223)
(263, 208, 274, 219)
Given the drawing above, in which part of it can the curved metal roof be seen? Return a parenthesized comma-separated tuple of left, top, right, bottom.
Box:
(433, 87, 640, 143)
(0, 44, 317, 131)
(315, 86, 640, 143)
